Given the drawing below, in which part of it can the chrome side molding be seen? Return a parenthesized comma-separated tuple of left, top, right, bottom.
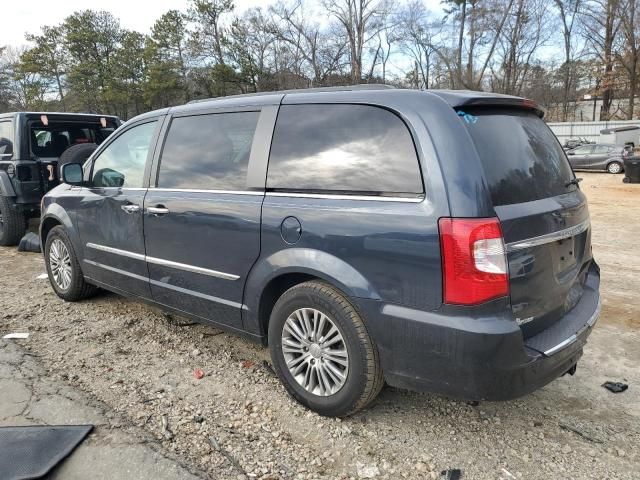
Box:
(85, 243, 239, 281)
(506, 219, 590, 252)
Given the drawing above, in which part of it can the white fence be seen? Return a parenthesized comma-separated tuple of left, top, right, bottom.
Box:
(547, 120, 640, 143)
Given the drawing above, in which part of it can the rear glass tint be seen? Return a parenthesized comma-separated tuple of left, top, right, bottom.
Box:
(460, 108, 575, 206)
(267, 104, 423, 196)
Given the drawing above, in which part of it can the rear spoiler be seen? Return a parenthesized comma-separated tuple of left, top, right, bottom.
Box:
(453, 97, 544, 118)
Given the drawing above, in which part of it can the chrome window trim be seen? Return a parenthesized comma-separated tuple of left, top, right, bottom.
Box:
(86, 243, 239, 281)
(506, 219, 590, 253)
(149, 187, 263, 195)
(543, 297, 601, 356)
(265, 192, 425, 203)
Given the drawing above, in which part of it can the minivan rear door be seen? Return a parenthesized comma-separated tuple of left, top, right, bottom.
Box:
(460, 108, 594, 339)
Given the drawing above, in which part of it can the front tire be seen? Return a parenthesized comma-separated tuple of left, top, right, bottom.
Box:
(44, 226, 97, 301)
(268, 281, 383, 417)
(0, 196, 27, 246)
(607, 161, 623, 174)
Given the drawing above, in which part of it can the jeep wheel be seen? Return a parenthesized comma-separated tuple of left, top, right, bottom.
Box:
(44, 225, 97, 301)
(0, 196, 27, 246)
(268, 281, 384, 417)
(58, 143, 98, 177)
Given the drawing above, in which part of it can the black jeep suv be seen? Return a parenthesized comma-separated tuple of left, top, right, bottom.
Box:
(0, 112, 120, 245)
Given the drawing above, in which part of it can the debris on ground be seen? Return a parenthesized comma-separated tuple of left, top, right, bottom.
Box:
(2, 332, 29, 339)
(441, 469, 462, 480)
(602, 381, 629, 393)
(241, 360, 255, 369)
(36, 273, 48, 280)
(356, 462, 380, 478)
(193, 368, 205, 379)
(17, 232, 41, 253)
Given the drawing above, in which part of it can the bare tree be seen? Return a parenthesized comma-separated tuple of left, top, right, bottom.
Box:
(553, 0, 583, 120)
(616, 0, 639, 118)
(323, 0, 388, 83)
(581, 0, 622, 119)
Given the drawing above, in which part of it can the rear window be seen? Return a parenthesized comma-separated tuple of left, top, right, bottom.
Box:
(461, 108, 575, 206)
(0, 121, 13, 156)
(29, 122, 117, 159)
(267, 104, 423, 196)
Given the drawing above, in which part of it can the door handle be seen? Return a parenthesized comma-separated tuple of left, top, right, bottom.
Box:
(146, 206, 170, 216)
(121, 204, 140, 214)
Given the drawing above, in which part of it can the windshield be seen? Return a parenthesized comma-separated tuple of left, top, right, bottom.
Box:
(460, 108, 575, 206)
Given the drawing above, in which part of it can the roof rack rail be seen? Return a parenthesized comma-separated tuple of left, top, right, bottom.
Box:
(187, 84, 395, 104)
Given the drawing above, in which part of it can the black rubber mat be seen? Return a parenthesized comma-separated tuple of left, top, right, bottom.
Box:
(0, 425, 93, 480)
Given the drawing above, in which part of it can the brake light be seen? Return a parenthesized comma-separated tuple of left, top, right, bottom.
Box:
(439, 218, 509, 305)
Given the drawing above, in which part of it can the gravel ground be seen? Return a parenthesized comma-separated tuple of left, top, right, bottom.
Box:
(1, 171, 639, 479)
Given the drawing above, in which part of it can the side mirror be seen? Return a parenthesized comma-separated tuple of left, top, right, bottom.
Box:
(61, 163, 84, 186)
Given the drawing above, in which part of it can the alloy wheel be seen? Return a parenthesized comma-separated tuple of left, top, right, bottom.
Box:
(281, 307, 349, 396)
(49, 238, 72, 290)
(608, 162, 622, 174)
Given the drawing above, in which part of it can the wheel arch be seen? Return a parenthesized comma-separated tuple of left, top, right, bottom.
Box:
(243, 248, 381, 342)
(40, 204, 81, 256)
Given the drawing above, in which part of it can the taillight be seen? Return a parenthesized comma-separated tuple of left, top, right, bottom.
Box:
(438, 217, 509, 305)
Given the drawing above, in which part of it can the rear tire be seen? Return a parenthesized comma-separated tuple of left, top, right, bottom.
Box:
(58, 143, 97, 177)
(607, 161, 623, 174)
(44, 226, 97, 301)
(0, 196, 27, 246)
(268, 281, 383, 417)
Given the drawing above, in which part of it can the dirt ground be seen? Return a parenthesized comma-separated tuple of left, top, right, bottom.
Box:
(1, 171, 639, 480)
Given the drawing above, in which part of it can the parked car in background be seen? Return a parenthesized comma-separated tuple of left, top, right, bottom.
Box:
(40, 86, 600, 417)
(0, 112, 121, 245)
(566, 143, 627, 173)
(563, 138, 594, 151)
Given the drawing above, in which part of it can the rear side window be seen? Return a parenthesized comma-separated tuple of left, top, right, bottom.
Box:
(267, 104, 423, 196)
(461, 108, 575, 206)
(0, 121, 13, 156)
(158, 111, 259, 191)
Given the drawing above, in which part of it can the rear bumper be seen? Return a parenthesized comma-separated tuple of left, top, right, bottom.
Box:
(356, 263, 600, 401)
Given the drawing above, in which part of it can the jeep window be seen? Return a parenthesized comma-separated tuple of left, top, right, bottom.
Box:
(0, 121, 13, 157)
(461, 108, 575, 206)
(267, 104, 423, 196)
(90, 121, 157, 188)
(158, 111, 260, 191)
(30, 123, 117, 159)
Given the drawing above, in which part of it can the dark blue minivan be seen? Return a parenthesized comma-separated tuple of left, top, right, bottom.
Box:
(41, 86, 600, 416)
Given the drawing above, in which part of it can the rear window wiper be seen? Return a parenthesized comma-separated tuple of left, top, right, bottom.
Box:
(565, 177, 583, 188)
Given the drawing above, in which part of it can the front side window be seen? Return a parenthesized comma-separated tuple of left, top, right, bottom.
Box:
(157, 111, 260, 191)
(267, 104, 423, 196)
(91, 121, 157, 188)
(0, 121, 14, 157)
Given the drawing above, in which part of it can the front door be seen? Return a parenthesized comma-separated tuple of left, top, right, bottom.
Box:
(78, 119, 161, 298)
(589, 144, 612, 170)
(143, 110, 265, 330)
(566, 145, 593, 169)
